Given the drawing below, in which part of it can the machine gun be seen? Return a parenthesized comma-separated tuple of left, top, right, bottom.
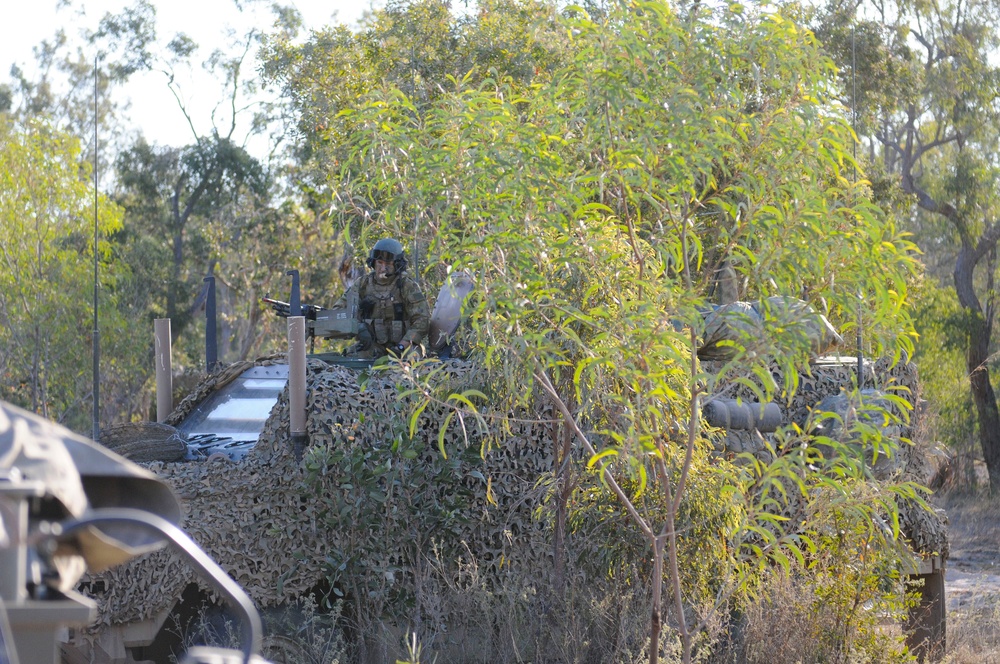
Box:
(261, 296, 321, 322)
(262, 290, 361, 342)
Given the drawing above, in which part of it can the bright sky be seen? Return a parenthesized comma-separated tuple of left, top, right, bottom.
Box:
(0, 0, 380, 151)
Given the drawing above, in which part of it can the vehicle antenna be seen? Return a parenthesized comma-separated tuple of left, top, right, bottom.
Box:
(413, 214, 419, 279)
(205, 276, 218, 373)
(92, 54, 101, 442)
(853, 20, 864, 390)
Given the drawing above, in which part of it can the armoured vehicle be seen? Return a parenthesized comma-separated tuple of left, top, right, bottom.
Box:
(60, 290, 948, 663)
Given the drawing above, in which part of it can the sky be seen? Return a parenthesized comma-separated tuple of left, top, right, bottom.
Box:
(0, 0, 380, 150)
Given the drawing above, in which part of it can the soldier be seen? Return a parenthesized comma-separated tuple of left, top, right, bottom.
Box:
(335, 238, 430, 357)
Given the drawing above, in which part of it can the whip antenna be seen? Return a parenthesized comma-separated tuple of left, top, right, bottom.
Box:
(92, 55, 101, 441)
(852, 21, 864, 389)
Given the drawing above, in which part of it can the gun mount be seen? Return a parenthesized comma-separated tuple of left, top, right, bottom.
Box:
(261, 296, 360, 341)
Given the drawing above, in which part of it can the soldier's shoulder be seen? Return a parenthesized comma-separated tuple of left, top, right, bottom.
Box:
(402, 276, 427, 298)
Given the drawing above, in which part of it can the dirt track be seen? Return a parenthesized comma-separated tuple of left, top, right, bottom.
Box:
(941, 490, 1000, 612)
(934, 491, 1000, 660)
(946, 566, 1000, 613)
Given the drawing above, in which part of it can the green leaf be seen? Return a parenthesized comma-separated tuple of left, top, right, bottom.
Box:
(587, 447, 619, 469)
(438, 411, 454, 460)
(409, 399, 430, 439)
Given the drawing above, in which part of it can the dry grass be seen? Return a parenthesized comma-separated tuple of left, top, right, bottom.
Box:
(168, 486, 1000, 664)
(932, 489, 1000, 663)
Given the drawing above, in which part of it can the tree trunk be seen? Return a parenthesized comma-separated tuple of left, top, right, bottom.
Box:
(649, 536, 663, 664)
(552, 422, 571, 600)
(954, 247, 1000, 493)
(965, 313, 1000, 493)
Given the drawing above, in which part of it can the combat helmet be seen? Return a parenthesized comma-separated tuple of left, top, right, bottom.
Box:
(367, 238, 408, 274)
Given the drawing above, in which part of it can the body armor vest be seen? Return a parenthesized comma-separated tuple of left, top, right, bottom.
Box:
(361, 277, 406, 346)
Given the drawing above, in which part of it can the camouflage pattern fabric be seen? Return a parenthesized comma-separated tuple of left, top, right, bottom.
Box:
(699, 296, 844, 361)
(703, 355, 946, 559)
(75, 353, 945, 650)
(79, 358, 553, 637)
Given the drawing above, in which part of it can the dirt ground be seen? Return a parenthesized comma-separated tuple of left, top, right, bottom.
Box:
(932, 491, 1000, 662)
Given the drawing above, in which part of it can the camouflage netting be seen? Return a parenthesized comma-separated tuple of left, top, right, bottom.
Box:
(83, 357, 557, 633)
(704, 355, 948, 559)
(703, 355, 919, 430)
(699, 296, 844, 361)
(98, 421, 186, 462)
(82, 352, 946, 639)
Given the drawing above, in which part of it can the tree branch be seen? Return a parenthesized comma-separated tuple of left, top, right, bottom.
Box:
(532, 365, 654, 541)
(974, 221, 1000, 267)
(914, 132, 961, 161)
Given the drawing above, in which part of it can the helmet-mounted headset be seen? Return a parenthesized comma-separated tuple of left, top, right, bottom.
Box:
(367, 238, 408, 274)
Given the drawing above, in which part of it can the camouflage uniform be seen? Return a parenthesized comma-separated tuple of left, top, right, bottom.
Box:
(334, 272, 430, 357)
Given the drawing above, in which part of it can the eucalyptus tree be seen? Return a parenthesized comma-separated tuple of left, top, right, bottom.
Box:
(322, 0, 921, 661)
(814, 0, 1000, 492)
(112, 134, 269, 354)
(259, 0, 571, 212)
(0, 118, 148, 430)
(81, 0, 297, 362)
(4, 0, 292, 367)
(5, 31, 125, 167)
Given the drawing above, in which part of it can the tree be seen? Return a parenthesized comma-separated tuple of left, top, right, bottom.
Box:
(4, 0, 160, 165)
(4, 0, 290, 369)
(259, 0, 572, 209)
(113, 134, 269, 350)
(0, 117, 145, 429)
(88, 0, 297, 363)
(289, 0, 922, 661)
(814, 0, 1000, 492)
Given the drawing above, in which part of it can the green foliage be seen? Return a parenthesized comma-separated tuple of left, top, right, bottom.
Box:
(813, 0, 1000, 490)
(796, 511, 911, 663)
(0, 0, 937, 657)
(0, 117, 147, 428)
(259, 0, 572, 204)
(570, 449, 744, 601)
(111, 133, 283, 366)
(911, 278, 976, 452)
(812, 9, 920, 138)
(336, 0, 918, 445)
(90, 0, 158, 79)
(300, 398, 486, 622)
(734, 555, 913, 664)
(298, 0, 924, 658)
(713, 407, 925, 662)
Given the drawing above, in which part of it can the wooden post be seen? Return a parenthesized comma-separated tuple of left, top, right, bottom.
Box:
(288, 316, 308, 459)
(154, 319, 172, 422)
